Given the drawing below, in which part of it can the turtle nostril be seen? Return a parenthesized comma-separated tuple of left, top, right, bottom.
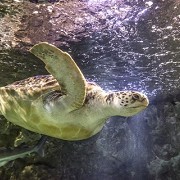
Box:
(141, 97, 146, 102)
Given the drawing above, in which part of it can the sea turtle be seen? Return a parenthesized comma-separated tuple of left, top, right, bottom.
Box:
(0, 42, 149, 141)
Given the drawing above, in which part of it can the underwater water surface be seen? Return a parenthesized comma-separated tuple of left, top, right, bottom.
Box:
(71, 2, 180, 100)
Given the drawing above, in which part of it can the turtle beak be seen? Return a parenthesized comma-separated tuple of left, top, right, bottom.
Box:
(141, 97, 149, 107)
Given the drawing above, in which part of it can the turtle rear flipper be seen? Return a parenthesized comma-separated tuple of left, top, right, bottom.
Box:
(30, 43, 86, 112)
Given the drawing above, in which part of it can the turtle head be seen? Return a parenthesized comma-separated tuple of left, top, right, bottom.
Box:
(106, 91, 149, 117)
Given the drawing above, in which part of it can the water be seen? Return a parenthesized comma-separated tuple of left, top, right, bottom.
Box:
(0, 0, 180, 179)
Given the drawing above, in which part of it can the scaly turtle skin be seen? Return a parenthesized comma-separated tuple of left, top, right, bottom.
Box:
(0, 43, 149, 141)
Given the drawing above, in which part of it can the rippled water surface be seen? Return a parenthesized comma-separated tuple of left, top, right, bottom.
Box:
(72, 1, 180, 100)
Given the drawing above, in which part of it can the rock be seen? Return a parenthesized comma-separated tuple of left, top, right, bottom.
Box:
(0, 0, 130, 50)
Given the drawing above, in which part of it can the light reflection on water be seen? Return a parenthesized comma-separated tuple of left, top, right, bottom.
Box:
(71, 3, 180, 99)
(74, 34, 180, 100)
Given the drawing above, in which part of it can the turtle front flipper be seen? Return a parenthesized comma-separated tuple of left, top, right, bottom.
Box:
(30, 42, 86, 111)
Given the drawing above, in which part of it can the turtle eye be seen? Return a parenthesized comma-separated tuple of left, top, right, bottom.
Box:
(132, 94, 140, 100)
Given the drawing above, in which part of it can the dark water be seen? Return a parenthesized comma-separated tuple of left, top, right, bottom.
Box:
(0, 0, 180, 179)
